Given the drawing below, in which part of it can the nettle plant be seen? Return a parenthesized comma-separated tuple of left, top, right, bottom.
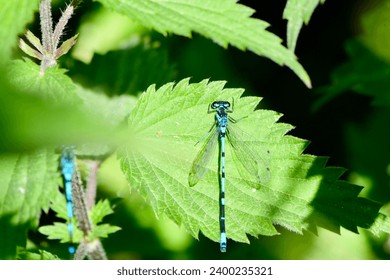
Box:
(1, 0, 389, 260)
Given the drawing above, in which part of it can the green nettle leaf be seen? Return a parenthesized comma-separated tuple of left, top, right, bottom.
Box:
(7, 59, 81, 105)
(90, 224, 121, 240)
(0, 149, 59, 259)
(48, 184, 73, 221)
(94, 0, 311, 88)
(39, 222, 82, 244)
(0, 0, 39, 63)
(283, 0, 326, 52)
(119, 78, 390, 246)
(88, 200, 121, 240)
(40, 196, 119, 244)
(90, 200, 116, 225)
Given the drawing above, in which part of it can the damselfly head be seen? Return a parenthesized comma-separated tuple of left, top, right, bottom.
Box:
(211, 101, 231, 110)
(55, 145, 76, 154)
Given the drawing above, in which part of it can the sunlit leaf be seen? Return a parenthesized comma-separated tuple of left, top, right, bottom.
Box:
(119, 78, 390, 247)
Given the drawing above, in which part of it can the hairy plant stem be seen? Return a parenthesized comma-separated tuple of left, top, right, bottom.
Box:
(72, 161, 107, 260)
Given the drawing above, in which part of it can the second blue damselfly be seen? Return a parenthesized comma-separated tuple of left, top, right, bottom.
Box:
(60, 146, 76, 254)
(188, 100, 271, 252)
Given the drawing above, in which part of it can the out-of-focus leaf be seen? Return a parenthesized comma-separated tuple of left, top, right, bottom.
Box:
(283, 0, 326, 51)
(16, 248, 60, 260)
(95, 0, 311, 87)
(72, 46, 176, 96)
(315, 40, 390, 110)
(7, 59, 80, 105)
(0, 0, 39, 63)
(0, 65, 118, 153)
(0, 150, 58, 259)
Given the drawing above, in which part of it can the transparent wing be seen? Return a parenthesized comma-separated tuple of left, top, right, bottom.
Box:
(188, 127, 219, 187)
(227, 123, 271, 186)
